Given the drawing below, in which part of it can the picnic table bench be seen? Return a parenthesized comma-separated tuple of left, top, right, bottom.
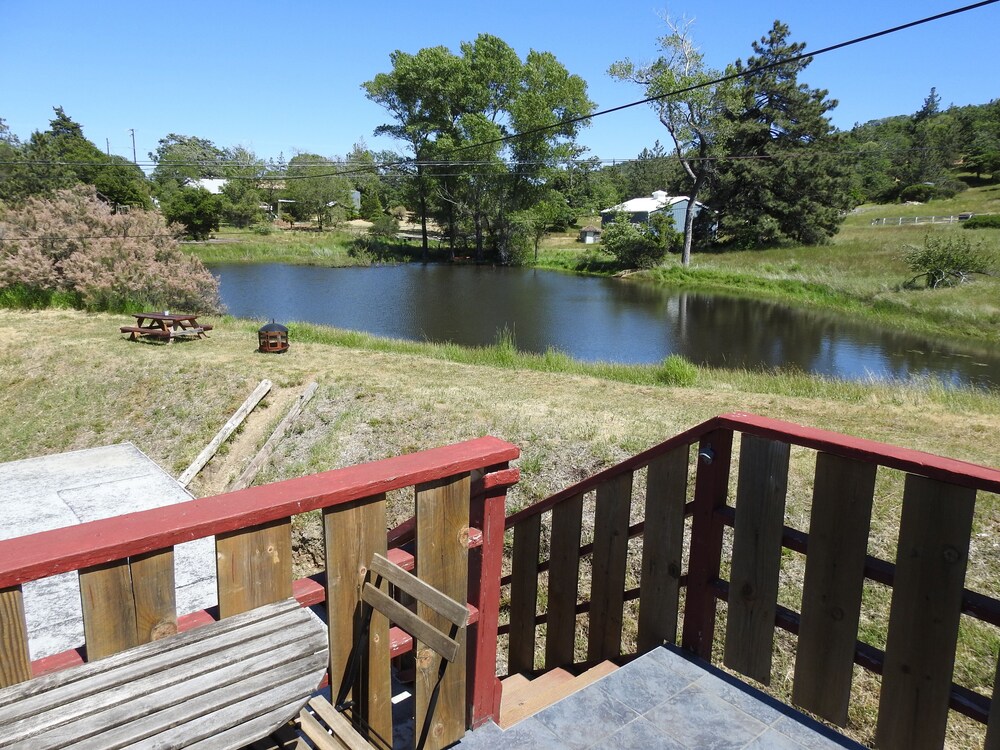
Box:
(121, 312, 213, 342)
(0, 598, 328, 750)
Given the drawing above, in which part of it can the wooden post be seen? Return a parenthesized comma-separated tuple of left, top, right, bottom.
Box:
(466, 465, 512, 728)
(681, 429, 733, 661)
(637, 446, 689, 651)
(0, 586, 32, 687)
(723, 436, 790, 685)
(324, 495, 391, 746)
(545, 492, 584, 669)
(416, 473, 471, 750)
(875, 475, 976, 750)
(587, 472, 633, 662)
(216, 518, 293, 618)
(508, 514, 542, 675)
(793, 453, 876, 726)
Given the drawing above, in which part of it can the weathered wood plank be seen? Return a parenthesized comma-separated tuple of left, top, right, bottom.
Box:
(370, 553, 468, 627)
(178, 379, 272, 487)
(723, 435, 790, 685)
(545, 492, 583, 669)
(415, 473, 470, 750)
(637, 447, 689, 651)
(875, 475, 976, 750)
(216, 518, 293, 618)
(306, 696, 374, 750)
(323, 495, 390, 746)
(587, 472, 634, 662)
(129, 549, 177, 644)
(0, 586, 31, 688)
(362, 583, 461, 662)
(0, 599, 326, 750)
(793, 453, 876, 726)
(508, 513, 542, 674)
(3, 621, 321, 745)
(79, 559, 139, 661)
(682, 430, 734, 660)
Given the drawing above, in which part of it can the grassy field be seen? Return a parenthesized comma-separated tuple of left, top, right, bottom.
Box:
(0, 310, 997, 746)
(536, 183, 1000, 345)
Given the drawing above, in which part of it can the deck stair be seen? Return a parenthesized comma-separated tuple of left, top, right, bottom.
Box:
(498, 661, 619, 728)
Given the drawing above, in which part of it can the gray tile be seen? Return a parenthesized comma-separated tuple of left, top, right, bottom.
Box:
(653, 645, 713, 683)
(456, 720, 504, 748)
(598, 653, 694, 714)
(489, 717, 563, 749)
(693, 671, 786, 726)
(534, 682, 640, 749)
(644, 683, 768, 750)
(770, 716, 867, 750)
(587, 717, 687, 749)
(746, 728, 806, 749)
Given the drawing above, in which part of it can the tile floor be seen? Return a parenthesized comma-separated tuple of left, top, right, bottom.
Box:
(456, 645, 867, 749)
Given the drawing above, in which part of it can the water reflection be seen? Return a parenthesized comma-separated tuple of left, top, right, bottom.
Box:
(212, 263, 1000, 389)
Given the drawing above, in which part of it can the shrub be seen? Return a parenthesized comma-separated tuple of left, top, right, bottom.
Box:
(963, 214, 1000, 230)
(902, 233, 994, 288)
(601, 213, 677, 269)
(655, 354, 698, 386)
(899, 184, 936, 203)
(162, 187, 222, 240)
(0, 186, 222, 312)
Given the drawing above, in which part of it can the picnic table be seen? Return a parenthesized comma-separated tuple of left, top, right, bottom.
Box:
(120, 312, 213, 342)
(0, 598, 328, 750)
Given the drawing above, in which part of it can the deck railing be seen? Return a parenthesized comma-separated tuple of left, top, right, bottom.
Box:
(0, 436, 519, 750)
(500, 412, 1000, 750)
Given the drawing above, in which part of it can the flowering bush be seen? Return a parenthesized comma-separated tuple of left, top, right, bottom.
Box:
(0, 187, 221, 312)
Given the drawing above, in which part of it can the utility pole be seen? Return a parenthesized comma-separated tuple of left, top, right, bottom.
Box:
(129, 129, 137, 163)
(106, 138, 110, 156)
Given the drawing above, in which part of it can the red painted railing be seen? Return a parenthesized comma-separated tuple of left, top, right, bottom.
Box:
(0, 436, 519, 747)
(501, 413, 1000, 750)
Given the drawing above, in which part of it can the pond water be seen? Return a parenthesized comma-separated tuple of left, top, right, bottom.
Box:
(211, 263, 1000, 389)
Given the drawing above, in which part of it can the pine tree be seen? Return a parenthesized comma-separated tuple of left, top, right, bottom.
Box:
(712, 22, 853, 247)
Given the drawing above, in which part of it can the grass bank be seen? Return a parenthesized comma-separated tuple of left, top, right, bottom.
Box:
(535, 185, 1000, 345)
(1, 309, 998, 747)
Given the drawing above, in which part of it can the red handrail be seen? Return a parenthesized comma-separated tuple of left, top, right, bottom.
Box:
(0, 436, 519, 589)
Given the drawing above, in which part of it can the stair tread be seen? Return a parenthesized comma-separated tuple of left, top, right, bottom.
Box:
(499, 663, 618, 728)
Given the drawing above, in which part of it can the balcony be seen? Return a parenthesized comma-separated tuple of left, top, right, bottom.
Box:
(0, 414, 997, 749)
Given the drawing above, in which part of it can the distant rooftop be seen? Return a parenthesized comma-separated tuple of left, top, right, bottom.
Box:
(601, 190, 694, 215)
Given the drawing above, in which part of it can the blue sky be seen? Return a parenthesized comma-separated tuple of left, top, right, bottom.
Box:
(2, 0, 997, 166)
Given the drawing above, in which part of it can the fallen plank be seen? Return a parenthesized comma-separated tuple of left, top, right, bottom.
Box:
(226, 382, 319, 492)
(179, 380, 273, 488)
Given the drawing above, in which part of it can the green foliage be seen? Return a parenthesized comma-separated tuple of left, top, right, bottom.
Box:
(899, 184, 937, 203)
(711, 22, 853, 247)
(609, 18, 733, 265)
(655, 354, 698, 386)
(162, 187, 222, 240)
(149, 134, 225, 201)
(903, 233, 994, 288)
(600, 213, 676, 269)
(963, 215, 1000, 229)
(369, 214, 399, 239)
(363, 33, 594, 263)
(283, 154, 353, 231)
(0, 186, 221, 312)
(360, 190, 384, 221)
(220, 146, 266, 228)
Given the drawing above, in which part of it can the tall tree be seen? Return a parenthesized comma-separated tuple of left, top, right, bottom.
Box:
(149, 134, 225, 201)
(220, 146, 266, 228)
(364, 34, 593, 263)
(712, 22, 853, 246)
(609, 18, 734, 265)
(283, 154, 353, 231)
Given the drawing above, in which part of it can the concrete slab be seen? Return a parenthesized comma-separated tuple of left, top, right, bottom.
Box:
(0, 443, 217, 659)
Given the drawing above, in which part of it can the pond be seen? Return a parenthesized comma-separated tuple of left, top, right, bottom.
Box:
(211, 263, 1000, 389)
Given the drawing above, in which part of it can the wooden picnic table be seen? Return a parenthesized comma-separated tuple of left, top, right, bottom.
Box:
(121, 312, 213, 342)
(0, 598, 328, 750)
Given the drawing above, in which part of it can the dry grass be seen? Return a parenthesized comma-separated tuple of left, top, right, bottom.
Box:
(2, 309, 998, 748)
